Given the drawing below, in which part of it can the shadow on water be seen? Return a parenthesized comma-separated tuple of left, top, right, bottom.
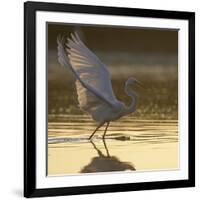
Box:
(80, 139, 135, 173)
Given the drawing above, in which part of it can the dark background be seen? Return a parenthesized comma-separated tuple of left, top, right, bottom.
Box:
(48, 23, 178, 54)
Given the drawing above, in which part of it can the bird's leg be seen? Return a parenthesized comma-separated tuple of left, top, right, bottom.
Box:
(102, 122, 110, 139)
(89, 123, 104, 140)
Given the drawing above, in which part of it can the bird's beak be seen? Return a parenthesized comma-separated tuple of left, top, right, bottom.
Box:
(136, 80, 144, 89)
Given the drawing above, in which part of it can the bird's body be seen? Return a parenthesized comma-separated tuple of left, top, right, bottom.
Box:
(90, 101, 124, 123)
(57, 32, 141, 139)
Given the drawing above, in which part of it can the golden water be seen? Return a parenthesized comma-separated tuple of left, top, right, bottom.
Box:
(48, 114, 178, 175)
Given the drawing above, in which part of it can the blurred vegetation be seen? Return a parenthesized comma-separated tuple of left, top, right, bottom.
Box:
(48, 24, 178, 122)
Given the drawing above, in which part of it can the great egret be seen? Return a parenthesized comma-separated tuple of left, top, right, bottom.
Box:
(57, 32, 141, 140)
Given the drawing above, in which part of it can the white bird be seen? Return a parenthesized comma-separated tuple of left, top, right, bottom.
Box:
(57, 32, 141, 140)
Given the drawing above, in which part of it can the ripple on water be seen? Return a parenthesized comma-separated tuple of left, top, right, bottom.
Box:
(48, 116, 178, 148)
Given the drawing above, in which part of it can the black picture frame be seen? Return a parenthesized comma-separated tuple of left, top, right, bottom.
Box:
(24, 1, 195, 198)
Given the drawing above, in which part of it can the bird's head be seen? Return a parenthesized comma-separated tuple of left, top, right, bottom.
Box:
(125, 77, 143, 88)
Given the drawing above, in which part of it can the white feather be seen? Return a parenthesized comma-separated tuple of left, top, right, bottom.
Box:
(57, 33, 119, 117)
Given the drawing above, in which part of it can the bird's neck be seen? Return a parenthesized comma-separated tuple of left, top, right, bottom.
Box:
(123, 83, 138, 115)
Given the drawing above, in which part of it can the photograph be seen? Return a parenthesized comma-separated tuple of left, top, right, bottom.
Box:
(24, 2, 195, 197)
(47, 23, 179, 175)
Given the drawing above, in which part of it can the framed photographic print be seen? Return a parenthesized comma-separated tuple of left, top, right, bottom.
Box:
(24, 1, 195, 198)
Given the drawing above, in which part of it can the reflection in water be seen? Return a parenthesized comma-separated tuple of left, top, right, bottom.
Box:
(80, 140, 135, 173)
(48, 117, 178, 175)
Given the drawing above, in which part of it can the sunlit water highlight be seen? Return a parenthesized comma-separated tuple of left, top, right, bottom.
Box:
(48, 114, 178, 175)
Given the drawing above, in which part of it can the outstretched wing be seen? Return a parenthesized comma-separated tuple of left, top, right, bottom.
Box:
(57, 33, 118, 114)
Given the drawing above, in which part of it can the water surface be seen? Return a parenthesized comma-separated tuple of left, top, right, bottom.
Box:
(48, 115, 178, 175)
